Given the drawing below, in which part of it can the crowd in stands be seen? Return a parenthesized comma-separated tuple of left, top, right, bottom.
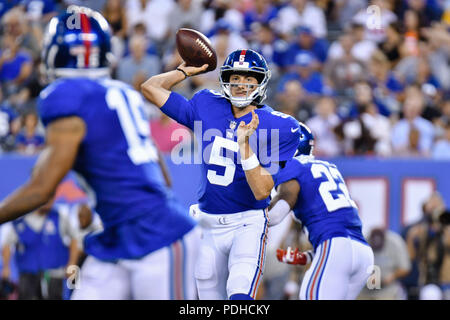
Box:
(0, 0, 449, 300)
(0, 0, 449, 158)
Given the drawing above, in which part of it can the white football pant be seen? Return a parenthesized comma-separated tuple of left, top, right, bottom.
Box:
(299, 236, 374, 300)
(71, 226, 201, 300)
(192, 207, 269, 300)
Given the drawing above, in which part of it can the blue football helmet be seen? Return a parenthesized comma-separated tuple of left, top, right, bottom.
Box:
(42, 5, 112, 80)
(219, 49, 271, 108)
(295, 122, 315, 156)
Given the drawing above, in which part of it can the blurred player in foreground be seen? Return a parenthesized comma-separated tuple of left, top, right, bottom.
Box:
(141, 49, 301, 299)
(0, 6, 199, 299)
(270, 123, 374, 300)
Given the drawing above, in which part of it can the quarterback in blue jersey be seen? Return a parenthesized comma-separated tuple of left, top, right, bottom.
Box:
(0, 7, 199, 299)
(269, 122, 374, 300)
(141, 49, 301, 299)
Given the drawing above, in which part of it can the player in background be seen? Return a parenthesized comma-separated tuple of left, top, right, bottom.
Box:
(0, 6, 199, 299)
(269, 122, 374, 300)
(141, 49, 301, 300)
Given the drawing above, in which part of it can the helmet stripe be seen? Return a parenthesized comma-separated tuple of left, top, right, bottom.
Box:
(80, 13, 91, 68)
(238, 49, 247, 65)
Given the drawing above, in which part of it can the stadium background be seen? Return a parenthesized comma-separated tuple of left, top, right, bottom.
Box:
(0, 0, 449, 300)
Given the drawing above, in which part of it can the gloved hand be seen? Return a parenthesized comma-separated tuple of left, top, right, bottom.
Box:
(276, 247, 313, 265)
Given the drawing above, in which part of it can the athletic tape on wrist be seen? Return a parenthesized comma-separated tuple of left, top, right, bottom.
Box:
(241, 153, 260, 171)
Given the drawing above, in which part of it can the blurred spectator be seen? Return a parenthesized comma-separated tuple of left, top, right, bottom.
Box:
(333, 0, 366, 30)
(306, 95, 343, 157)
(359, 228, 411, 300)
(103, 0, 128, 39)
(438, 210, 450, 300)
(209, 18, 248, 52)
(275, 0, 327, 39)
(275, 79, 312, 122)
(249, 22, 288, 72)
(391, 85, 435, 157)
(63, 0, 107, 13)
(328, 22, 377, 63)
(403, 9, 421, 56)
(242, 0, 278, 38)
(200, 0, 244, 36)
(15, 112, 45, 155)
(437, 99, 450, 130)
(277, 50, 324, 98)
(248, 22, 288, 105)
(21, 0, 57, 25)
(367, 50, 403, 114)
(149, 111, 191, 155)
(378, 22, 402, 67)
(346, 80, 391, 119)
(116, 35, 161, 86)
(404, 0, 444, 28)
(0, 34, 33, 99)
(122, 22, 159, 58)
(432, 120, 450, 160)
(420, 23, 450, 90)
(352, 0, 398, 44)
(168, 0, 203, 35)
(324, 33, 367, 95)
(1, 7, 41, 61)
(404, 193, 449, 299)
(415, 57, 443, 105)
(334, 95, 392, 156)
(0, 87, 20, 153)
(1, 197, 79, 300)
(283, 26, 328, 67)
(125, 0, 175, 44)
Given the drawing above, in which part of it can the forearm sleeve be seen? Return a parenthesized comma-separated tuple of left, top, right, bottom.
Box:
(268, 199, 291, 227)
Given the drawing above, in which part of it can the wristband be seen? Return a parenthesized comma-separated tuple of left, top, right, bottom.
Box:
(176, 67, 189, 79)
(241, 153, 259, 171)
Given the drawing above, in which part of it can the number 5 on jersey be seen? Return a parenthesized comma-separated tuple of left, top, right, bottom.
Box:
(207, 136, 239, 186)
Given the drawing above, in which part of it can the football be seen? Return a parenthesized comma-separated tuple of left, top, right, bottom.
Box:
(176, 28, 217, 72)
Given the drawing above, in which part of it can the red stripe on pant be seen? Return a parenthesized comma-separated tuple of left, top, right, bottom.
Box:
(309, 240, 329, 300)
(250, 209, 268, 299)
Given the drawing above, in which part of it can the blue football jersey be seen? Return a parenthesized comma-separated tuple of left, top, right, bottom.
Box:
(161, 89, 300, 214)
(38, 77, 195, 259)
(276, 155, 367, 249)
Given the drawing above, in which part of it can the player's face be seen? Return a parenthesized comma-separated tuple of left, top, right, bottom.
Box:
(229, 74, 259, 98)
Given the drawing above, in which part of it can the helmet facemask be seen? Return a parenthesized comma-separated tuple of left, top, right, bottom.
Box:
(219, 68, 271, 108)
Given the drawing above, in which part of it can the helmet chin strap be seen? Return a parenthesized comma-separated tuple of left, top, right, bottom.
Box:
(230, 97, 253, 108)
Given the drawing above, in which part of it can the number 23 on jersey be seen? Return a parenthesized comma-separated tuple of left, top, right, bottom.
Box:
(311, 162, 357, 212)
